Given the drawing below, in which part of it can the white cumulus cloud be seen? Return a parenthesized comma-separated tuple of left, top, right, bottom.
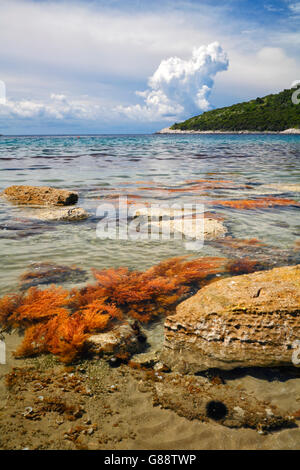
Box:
(0, 94, 101, 121)
(117, 42, 229, 121)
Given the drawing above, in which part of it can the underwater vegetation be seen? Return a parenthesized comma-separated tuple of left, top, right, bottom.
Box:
(136, 179, 246, 194)
(208, 197, 300, 210)
(0, 220, 57, 240)
(226, 258, 261, 275)
(0, 256, 234, 364)
(19, 262, 88, 290)
(214, 236, 266, 248)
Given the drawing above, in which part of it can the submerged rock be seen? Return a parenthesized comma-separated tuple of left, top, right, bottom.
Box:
(150, 217, 227, 240)
(153, 373, 294, 431)
(133, 207, 227, 240)
(259, 183, 300, 193)
(134, 207, 195, 218)
(0, 221, 56, 239)
(2, 185, 78, 206)
(87, 322, 146, 357)
(26, 207, 89, 221)
(162, 265, 300, 372)
(210, 237, 300, 270)
(130, 321, 165, 367)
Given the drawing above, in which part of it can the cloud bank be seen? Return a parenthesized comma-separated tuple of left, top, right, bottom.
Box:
(118, 42, 229, 121)
(0, 43, 228, 126)
(0, 1, 299, 133)
(0, 94, 101, 121)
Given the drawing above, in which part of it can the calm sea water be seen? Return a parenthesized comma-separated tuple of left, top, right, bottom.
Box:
(0, 133, 299, 295)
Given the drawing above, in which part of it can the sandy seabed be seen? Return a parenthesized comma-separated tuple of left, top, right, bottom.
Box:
(0, 332, 300, 450)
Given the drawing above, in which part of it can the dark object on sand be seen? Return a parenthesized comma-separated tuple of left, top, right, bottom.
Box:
(206, 400, 228, 421)
(108, 357, 122, 368)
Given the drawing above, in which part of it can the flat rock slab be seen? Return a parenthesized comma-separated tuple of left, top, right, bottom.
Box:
(162, 265, 300, 372)
(26, 207, 89, 221)
(150, 218, 227, 240)
(133, 208, 227, 240)
(153, 373, 294, 432)
(2, 185, 78, 206)
(260, 183, 300, 193)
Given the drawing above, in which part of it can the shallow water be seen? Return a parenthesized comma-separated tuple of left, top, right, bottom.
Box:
(0, 134, 300, 450)
(0, 133, 299, 295)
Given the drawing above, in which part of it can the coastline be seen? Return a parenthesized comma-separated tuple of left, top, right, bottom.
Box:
(155, 127, 300, 135)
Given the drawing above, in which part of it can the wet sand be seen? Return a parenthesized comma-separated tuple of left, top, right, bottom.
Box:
(0, 332, 300, 450)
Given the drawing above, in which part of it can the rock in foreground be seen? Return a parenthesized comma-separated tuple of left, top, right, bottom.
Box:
(153, 373, 294, 431)
(2, 185, 78, 206)
(162, 265, 300, 372)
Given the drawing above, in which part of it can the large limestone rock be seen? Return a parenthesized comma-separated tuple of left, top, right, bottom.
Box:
(2, 185, 78, 206)
(162, 265, 300, 372)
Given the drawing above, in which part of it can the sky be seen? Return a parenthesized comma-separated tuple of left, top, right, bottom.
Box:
(0, 0, 299, 134)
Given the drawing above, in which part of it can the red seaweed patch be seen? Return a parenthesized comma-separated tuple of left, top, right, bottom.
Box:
(19, 262, 88, 290)
(0, 257, 229, 363)
(208, 197, 300, 209)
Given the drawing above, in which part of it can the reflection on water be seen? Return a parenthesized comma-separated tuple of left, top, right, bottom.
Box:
(0, 133, 299, 295)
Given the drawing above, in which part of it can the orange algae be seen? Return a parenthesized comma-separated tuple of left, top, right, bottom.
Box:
(208, 197, 300, 210)
(216, 236, 266, 249)
(185, 179, 234, 184)
(0, 286, 69, 327)
(227, 258, 261, 275)
(132, 178, 251, 194)
(89, 256, 228, 322)
(0, 257, 228, 363)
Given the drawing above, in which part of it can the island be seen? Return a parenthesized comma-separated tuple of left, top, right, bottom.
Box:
(157, 88, 300, 134)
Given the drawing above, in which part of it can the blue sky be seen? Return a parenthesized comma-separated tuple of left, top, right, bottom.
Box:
(0, 0, 299, 134)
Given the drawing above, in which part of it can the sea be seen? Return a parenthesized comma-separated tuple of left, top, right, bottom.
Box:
(1, 133, 300, 450)
(0, 133, 299, 295)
